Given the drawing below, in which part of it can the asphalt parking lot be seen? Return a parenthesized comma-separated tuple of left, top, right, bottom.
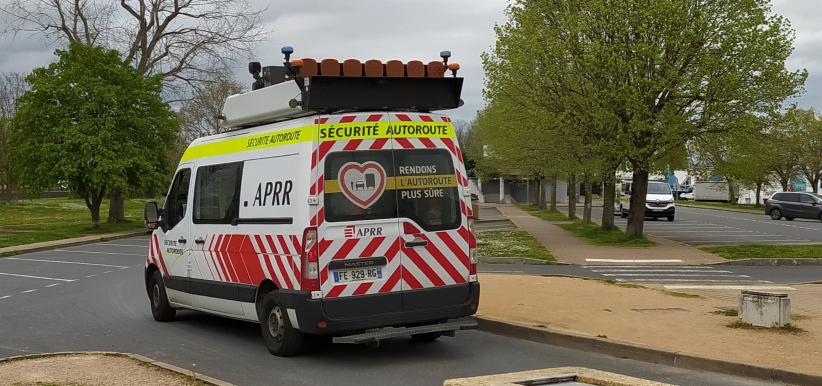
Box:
(0, 237, 773, 386)
(591, 205, 822, 246)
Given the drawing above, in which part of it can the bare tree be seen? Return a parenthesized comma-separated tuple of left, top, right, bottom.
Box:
(178, 74, 242, 143)
(0, 72, 28, 203)
(2, 0, 267, 221)
(2, 0, 266, 91)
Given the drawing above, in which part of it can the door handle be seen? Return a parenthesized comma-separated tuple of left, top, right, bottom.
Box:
(405, 239, 428, 248)
(194, 237, 205, 244)
(178, 237, 187, 244)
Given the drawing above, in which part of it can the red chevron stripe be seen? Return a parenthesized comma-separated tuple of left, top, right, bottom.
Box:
(395, 138, 414, 149)
(360, 236, 385, 257)
(421, 235, 465, 283)
(437, 231, 469, 269)
(326, 284, 346, 298)
(339, 115, 356, 123)
(353, 282, 373, 295)
(404, 247, 445, 286)
(402, 268, 423, 289)
(152, 235, 169, 276)
(343, 139, 362, 151)
(366, 114, 383, 122)
(380, 268, 402, 292)
(370, 138, 388, 149)
(418, 137, 436, 148)
(420, 115, 433, 122)
(318, 141, 334, 160)
(395, 113, 411, 121)
(332, 238, 359, 260)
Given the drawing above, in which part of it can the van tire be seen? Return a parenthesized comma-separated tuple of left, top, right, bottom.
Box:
(260, 291, 305, 357)
(769, 208, 782, 220)
(620, 209, 628, 219)
(411, 332, 442, 342)
(149, 270, 175, 322)
(667, 216, 675, 222)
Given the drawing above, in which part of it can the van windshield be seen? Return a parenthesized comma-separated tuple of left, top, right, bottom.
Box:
(323, 149, 461, 231)
(647, 182, 672, 194)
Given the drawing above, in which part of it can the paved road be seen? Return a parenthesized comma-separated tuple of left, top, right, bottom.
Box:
(588, 205, 822, 246)
(0, 238, 777, 386)
(479, 263, 822, 290)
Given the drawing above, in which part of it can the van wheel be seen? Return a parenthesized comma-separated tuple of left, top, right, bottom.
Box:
(769, 208, 782, 220)
(620, 209, 628, 218)
(411, 332, 442, 342)
(260, 291, 305, 356)
(149, 270, 175, 322)
(667, 216, 675, 222)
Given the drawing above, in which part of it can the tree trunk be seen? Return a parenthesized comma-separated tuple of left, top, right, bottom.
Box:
(84, 188, 106, 229)
(626, 167, 649, 238)
(755, 181, 762, 207)
(567, 173, 577, 219)
(108, 190, 126, 223)
(601, 174, 616, 230)
(727, 179, 737, 204)
(812, 174, 820, 194)
(537, 177, 546, 209)
(779, 175, 790, 191)
(549, 174, 558, 211)
(582, 180, 592, 224)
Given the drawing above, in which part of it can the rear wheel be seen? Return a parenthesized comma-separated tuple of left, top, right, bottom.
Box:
(260, 291, 305, 356)
(149, 270, 175, 322)
(410, 332, 442, 342)
(769, 208, 782, 220)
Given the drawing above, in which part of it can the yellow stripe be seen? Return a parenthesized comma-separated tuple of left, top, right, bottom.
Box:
(325, 175, 457, 193)
(180, 126, 313, 161)
(318, 121, 455, 141)
(180, 120, 456, 161)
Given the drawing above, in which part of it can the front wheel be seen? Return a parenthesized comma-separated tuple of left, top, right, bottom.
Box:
(769, 208, 782, 220)
(149, 270, 175, 322)
(260, 292, 306, 357)
(667, 216, 675, 222)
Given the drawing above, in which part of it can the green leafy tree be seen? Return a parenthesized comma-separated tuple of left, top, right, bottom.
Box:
(485, 0, 805, 238)
(10, 44, 178, 228)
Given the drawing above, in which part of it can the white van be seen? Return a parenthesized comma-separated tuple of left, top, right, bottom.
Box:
(619, 181, 676, 221)
(143, 50, 479, 356)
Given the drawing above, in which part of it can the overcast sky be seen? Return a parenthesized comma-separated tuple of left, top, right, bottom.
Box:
(0, 0, 818, 123)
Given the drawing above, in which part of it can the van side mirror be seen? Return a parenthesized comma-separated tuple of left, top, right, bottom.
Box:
(144, 201, 160, 230)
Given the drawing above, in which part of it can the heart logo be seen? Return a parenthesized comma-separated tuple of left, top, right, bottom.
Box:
(338, 161, 387, 209)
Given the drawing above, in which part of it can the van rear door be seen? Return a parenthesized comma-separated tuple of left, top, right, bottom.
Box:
(389, 113, 470, 309)
(317, 113, 403, 317)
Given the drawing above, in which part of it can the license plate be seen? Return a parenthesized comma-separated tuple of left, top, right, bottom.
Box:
(333, 267, 383, 283)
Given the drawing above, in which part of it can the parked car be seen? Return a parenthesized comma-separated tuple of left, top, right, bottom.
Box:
(620, 181, 676, 221)
(679, 192, 695, 200)
(764, 192, 822, 221)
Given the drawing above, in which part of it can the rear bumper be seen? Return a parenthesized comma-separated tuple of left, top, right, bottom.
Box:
(278, 282, 480, 335)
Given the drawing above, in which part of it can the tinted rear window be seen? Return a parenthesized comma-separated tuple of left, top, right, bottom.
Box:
(324, 149, 460, 231)
(773, 193, 796, 202)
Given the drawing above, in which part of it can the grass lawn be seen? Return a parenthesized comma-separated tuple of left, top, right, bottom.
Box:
(516, 204, 568, 221)
(557, 222, 655, 247)
(0, 197, 156, 248)
(701, 244, 822, 260)
(678, 201, 763, 214)
(476, 229, 555, 261)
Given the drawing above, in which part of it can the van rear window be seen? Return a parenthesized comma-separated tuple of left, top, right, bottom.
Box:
(324, 149, 461, 231)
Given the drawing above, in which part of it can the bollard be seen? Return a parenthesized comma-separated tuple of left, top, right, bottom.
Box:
(739, 290, 790, 327)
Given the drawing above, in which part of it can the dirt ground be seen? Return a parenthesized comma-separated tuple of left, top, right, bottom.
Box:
(478, 274, 822, 376)
(0, 353, 204, 386)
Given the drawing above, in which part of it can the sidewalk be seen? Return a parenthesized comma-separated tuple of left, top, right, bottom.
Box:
(0, 229, 148, 256)
(478, 273, 822, 379)
(495, 204, 723, 265)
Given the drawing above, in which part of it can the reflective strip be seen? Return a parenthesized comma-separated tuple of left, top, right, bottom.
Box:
(324, 174, 457, 193)
(180, 126, 314, 161)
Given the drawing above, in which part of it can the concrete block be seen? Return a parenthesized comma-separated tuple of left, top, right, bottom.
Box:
(739, 290, 790, 327)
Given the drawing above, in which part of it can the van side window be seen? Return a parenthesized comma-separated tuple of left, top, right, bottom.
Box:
(800, 194, 816, 204)
(164, 168, 191, 230)
(193, 162, 244, 224)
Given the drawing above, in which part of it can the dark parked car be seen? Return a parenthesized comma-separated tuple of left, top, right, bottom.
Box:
(764, 192, 822, 221)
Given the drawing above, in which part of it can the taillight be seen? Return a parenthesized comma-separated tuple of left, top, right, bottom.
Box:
(467, 216, 478, 281)
(300, 227, 320, 292)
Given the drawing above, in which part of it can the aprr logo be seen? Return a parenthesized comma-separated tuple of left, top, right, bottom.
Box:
(344, 225, 355, 238)
(343, 225, 384, 238)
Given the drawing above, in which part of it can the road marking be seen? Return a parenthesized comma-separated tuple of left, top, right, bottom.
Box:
(592, 269, 734, 273)
(5, 257, 129, 269)
(603, 273, 750, 277)
(45, 283, 59, 288)
(479, 270, 526, 274)
(649, 230, 754, 233)
(0, 295, 11, 300)
(585, 259, 683, 263)
(664, 285, 797, 291)
(86, 274, 96, 278)
(584, 265, 713, 269)
(0, 272, 75, 282)
(20, 289, 38, 293)
(689, 239, 811, 244)
(626, 279, 773, 283)
(103, 270, 112, 274)
(54, 249, 144, 257)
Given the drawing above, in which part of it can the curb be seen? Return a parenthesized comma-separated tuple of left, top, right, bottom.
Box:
(0, 351, 233, 386)
(0, 229, 149, 257)
(711, 258, 822, 266)
(479, 256, 553, 265)
(677, 203, 762, 215)
(476, 316, 822, 386)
